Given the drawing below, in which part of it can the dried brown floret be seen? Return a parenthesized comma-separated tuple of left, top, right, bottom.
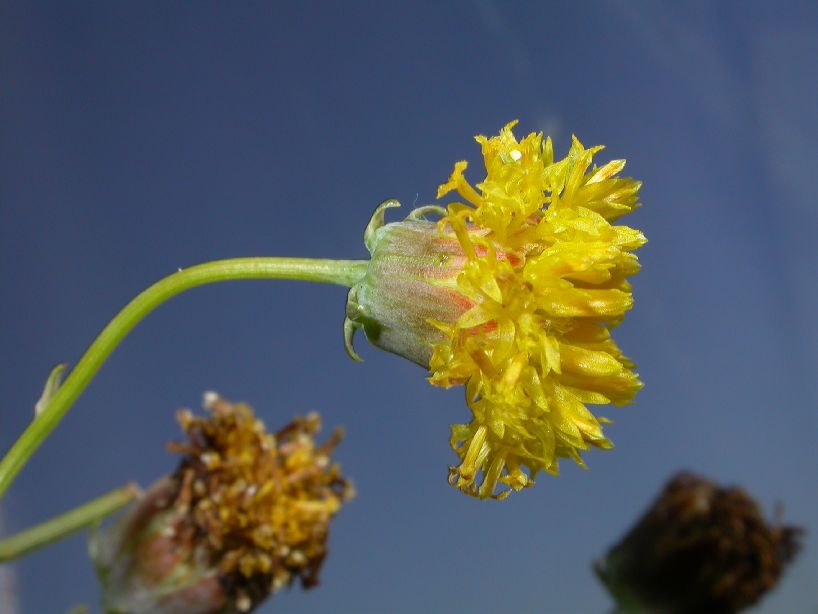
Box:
(93, 395, 353, 614)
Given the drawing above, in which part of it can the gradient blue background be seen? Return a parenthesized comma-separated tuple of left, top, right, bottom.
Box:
(2, 2, 817, 612)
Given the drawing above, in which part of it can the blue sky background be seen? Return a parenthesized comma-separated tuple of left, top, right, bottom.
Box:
(1, 2, 817, 612)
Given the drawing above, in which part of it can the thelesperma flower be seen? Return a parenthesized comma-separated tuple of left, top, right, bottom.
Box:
(346, 121, 646, 498)
(92, 394, 354, 614)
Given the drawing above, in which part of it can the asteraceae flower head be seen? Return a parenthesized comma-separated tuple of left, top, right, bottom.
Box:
(346, 121, 645, 499)
(595, 472, 802, 614)
(92, 394, 354, 614)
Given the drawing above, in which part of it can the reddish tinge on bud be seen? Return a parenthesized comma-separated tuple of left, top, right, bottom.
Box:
(344, 200, 472, 367)
(594, 472, 802, 614)
(91, 395, 354, 614)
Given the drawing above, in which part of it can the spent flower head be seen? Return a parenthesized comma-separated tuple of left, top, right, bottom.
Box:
(92, 394, 353, 614)
(595, 472, 802, 614)
(346, 121, 645, 498)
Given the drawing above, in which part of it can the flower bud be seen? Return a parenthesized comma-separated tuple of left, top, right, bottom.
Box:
(345, 200, 472, 367)
(595, 472, 802, 614)
(92, 395, 354, 614)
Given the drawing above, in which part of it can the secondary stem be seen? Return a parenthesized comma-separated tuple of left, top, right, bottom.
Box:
(0, 257, 368, 500)
(0, 483, 140, 562)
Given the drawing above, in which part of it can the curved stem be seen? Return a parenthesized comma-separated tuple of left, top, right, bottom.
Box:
(0, 483, 140, 562)
(0, 257, 368, 500)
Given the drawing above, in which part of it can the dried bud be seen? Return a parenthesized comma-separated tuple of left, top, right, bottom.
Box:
(595, 472, 802, 614)
(92, 395, 354, 614)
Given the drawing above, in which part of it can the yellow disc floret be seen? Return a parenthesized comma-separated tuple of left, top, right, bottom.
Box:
(431, 121, 646, 499)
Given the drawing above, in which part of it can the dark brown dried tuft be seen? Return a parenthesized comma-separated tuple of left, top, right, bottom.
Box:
(595, 471, 802, 614)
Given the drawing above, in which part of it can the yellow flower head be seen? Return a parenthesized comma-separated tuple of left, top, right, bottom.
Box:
(347, 121, 645, 499)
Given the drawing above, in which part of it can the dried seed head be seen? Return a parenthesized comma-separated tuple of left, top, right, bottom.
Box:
(92, 395, 353, 614)
(595, 471, 802, 614)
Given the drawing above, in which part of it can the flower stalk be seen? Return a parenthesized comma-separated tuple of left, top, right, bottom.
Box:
(0, 483, 140, 563)
(0, 257, 368, 500)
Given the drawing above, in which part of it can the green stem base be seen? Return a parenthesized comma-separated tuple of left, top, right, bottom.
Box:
(0, 483, 140, 562)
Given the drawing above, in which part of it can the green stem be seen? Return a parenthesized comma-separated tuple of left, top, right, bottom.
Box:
(0, 257, 368, 500)
(0, 483, 140, 562)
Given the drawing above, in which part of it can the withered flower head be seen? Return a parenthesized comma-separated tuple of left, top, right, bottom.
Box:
(92, 394, 354, 614)
(594, 472, 802, 614)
